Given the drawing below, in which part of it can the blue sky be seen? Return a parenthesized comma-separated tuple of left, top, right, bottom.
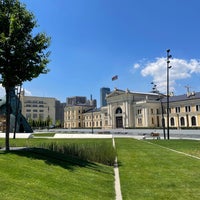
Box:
(2, 0, 200, 106)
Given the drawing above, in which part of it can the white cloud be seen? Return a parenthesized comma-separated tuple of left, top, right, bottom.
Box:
(22, 88, 32, 96)
(133, 63, 140, 69)
(138, 57, 200, 94)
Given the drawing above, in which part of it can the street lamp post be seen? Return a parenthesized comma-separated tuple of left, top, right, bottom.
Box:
(160, 98, 166, 139)
(151, 82, 166, 139)
(166, 49, 172, 140)
(91, 94, 94, 134)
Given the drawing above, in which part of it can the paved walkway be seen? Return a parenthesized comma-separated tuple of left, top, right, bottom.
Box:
(112, 137, 123, 200)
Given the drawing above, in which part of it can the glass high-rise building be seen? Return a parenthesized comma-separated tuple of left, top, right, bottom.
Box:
(100, 87, 110, 107)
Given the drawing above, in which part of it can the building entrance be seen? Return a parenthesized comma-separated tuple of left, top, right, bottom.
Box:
(116, 116, 123, 128)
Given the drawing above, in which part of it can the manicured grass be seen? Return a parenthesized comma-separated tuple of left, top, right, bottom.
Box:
(3, 137, 200, 200)
(0, 147, 115, 200)
(32, 132, 55, 137)
(150, 139, 200, 157)
(115, 138, 200, 200)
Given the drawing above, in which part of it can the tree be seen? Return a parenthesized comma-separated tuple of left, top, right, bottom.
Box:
(0, 0, 50, 151)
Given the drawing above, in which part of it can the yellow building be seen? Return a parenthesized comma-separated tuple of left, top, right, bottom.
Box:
(64, 96, 96, 128)
(83, 108, 102, 128)
(63, 89, 200, 130)
(163, 92, 200, 128)
(64, 105, 92, 128)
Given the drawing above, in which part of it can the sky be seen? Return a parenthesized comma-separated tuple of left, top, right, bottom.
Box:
(1, 0, 200, 106)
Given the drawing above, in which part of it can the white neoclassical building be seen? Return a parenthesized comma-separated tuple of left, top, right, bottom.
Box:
(104, 88, 160, 129)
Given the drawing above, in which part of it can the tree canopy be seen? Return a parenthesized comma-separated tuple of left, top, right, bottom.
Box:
(0, 0, 51, 151)
(0, 0, 50, 88)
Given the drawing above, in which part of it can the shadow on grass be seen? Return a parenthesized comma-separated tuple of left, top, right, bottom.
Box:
(4, 148, 111, 173)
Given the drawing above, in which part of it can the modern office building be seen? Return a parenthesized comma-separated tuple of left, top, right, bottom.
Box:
(20, 90, 64, 126)
(100, 87, 110, 107)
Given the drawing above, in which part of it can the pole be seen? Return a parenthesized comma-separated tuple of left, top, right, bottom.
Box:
(161, 99, 166, 139)
(91, 94, 94, 134)
(166, 49, 172, 140)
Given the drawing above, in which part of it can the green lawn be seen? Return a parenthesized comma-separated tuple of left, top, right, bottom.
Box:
(0, 139, 115, 200)
(1, 138, 200, 200)
(115, 138, 200, 200)
(150, 139, 200, 157)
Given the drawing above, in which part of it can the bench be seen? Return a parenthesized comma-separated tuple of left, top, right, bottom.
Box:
(150, 132, 160, 139)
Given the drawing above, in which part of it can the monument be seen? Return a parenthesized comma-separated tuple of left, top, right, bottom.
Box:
(0, 87, 33, 133)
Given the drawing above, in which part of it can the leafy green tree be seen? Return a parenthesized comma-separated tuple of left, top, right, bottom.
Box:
(0, 0, 50, 151)
(56, 119, 61, 128)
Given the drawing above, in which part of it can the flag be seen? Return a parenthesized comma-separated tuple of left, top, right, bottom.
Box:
(112, 75, 118, 81)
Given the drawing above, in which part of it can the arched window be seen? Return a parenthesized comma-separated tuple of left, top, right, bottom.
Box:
(116, 107, 122, 114)
(191, 116, 196, 126)
(180, 117, 185, 126)
(170, 117, 175, 126)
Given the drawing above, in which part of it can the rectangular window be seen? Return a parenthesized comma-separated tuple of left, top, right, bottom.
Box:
(175, 107, 180, 113)
(39, 114, 44, 120)
(185, 106, 191, 112)
(26, 113, 31, 119)
(137, 109, 142, 115)
(138, 118, 142, 125)
(196, 105, 200, 111)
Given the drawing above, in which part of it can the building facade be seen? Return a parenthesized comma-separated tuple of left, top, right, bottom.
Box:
(64, 96, 96, 128)
(14, 87, 200, 130)
(63, 88, 200, 130)
(162, 92, 200, 128)
(20, 90, 64, 126)
(104, 88, 160, 129)
(83, 108, 102, 128)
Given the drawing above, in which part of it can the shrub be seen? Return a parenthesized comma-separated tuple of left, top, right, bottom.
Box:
(37, 141, 116, 166)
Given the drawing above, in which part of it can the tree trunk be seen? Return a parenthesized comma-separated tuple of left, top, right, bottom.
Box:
(5, 87, 11, 151)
